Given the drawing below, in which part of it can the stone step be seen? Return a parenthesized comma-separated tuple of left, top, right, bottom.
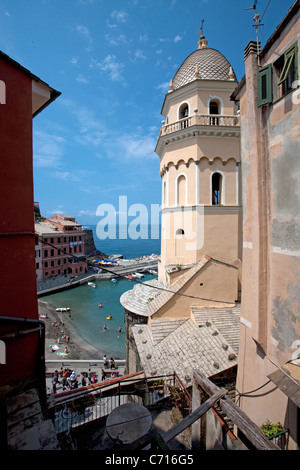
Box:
(6, 388, 60, 450)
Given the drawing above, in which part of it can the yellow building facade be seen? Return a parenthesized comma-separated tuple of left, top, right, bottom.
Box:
(156, 35, 242, 301)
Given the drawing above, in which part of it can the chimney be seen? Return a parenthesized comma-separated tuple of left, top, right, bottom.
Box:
(244, 40, 261, 61)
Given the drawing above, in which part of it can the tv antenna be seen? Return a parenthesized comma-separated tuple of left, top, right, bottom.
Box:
(246, 1, 264, 66)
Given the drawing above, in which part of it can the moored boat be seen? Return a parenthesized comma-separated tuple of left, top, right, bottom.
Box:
(56, 307, 70, 312)
(88, 282, 96, 288)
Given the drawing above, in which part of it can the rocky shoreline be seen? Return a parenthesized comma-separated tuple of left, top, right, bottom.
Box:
(38, 299, 105, 361)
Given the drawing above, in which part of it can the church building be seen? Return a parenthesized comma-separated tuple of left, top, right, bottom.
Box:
(121, 33, 242, 386)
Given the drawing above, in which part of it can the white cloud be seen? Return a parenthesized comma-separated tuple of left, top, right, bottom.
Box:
(105, 33, 128, 47)
(113, 134, 157, 161)
(132, 49, 147, 62)
(76, 24, 93, 50)
(33, 131, 65, 168)
(156, 81, 170, 94)
(70, 57, 79, 65)
(174, 35, 182, 43)
(111, 10, 128, 24)
(95, 54, 124, 81)
(76, 74, 89, 84)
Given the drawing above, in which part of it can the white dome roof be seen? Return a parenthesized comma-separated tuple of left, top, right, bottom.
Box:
(172, 42, 237, 90)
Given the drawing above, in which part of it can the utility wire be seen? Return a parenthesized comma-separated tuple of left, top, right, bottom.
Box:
(259, 0, 272, 23)
(37, 236, 237, 305)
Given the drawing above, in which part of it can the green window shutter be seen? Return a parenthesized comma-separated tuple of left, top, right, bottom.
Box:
(278, 42, 298, 85)
(257, 64, 273, 107)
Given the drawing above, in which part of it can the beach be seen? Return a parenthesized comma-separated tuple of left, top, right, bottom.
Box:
(39, 299, 105, 361)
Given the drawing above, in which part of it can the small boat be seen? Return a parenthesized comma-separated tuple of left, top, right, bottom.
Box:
(98, 303, 103, 308)
(56, 307, 70, 312)
(134, 272, 144, 278)
(111, 278, 117, 283)
(39, 314, 48, 318)
(148, 270, 158, 275)
(88, 282, 96, 288)
(127, 274, 134, 280)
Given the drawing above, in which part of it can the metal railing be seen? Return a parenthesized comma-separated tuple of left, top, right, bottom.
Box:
(160, 113, 240, 136)
(51, 372, 192, 435)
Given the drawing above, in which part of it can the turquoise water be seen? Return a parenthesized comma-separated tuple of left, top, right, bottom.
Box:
(42, 274, 156, 359)
(43, 224, 161, 358)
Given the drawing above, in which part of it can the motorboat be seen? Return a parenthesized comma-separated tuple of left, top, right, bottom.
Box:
(111, 278, 117, 283)
(88, 282, 96, 288)
(56, 307, 70, 312)
(148, 270, 158, 275)
(134, 272, 144, 278)
(127, 274, 134, 280)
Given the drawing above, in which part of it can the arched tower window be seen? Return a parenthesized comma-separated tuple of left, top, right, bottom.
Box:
(210, 101, 219, 115)
(212, 172, 223, 205)
(176, 174, 187, 206)
(208, 97, 222, 125)
(179, 102, 189, 119)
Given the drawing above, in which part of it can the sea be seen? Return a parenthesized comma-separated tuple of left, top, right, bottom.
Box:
(42, 224, 161, 359)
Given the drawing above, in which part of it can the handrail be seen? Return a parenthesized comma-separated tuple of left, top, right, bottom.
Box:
(160, 113, 240, 136)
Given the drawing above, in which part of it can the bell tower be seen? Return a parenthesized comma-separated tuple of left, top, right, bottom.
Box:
(155, 35, 242, 288)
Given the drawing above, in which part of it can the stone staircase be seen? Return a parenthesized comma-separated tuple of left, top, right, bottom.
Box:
(5, 388, 60, 450)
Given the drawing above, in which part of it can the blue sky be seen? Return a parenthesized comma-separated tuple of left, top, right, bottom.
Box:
(0, 0, 296, 225)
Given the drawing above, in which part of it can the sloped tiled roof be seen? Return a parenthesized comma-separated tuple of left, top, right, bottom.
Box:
(132, 318, 238, 387)
(191, 304, 241, 354)
(120, 279, 165, 317)
(146, 256, 211, 317)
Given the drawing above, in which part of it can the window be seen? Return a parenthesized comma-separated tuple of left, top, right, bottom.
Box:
(179, 103, 189, 119)
(212, 172, 222, 205)
(176, 229, 184, 235)
(257, 64, 273, 107)
(176, 174, 187, 206)
(276, 42, 298, 97)
(209, 99, 221, 125)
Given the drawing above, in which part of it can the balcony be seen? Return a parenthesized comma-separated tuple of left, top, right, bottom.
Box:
(159, 113, 240, 137)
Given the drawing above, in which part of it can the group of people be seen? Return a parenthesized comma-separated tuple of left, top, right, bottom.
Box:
(51, 367, 98, 393)
(51, 320, 70, 344)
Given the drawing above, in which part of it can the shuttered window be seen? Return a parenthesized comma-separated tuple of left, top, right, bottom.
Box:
(257, 64, 273, 107)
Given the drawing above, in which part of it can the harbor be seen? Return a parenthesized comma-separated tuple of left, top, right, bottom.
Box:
(37, 254, 159, 296)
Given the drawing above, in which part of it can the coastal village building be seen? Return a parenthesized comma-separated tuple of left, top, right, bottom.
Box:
(35, 214, 87, 280)
(231, 0, 300, 449)
(1, 6, 299, 451)
(0, 49, 60, 419)
(121, 34, 242, 396)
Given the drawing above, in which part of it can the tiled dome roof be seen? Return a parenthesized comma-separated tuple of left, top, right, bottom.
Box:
(172, 46, 236, 90)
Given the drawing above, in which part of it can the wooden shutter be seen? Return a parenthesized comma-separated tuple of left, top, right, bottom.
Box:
(257, 64, 273, 107)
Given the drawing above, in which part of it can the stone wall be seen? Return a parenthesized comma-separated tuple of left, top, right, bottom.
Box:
(124, 308, 148, 375)
(84, 229, 107, 258)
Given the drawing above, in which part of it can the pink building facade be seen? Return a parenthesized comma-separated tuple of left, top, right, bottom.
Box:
(35, 215, 87, 279)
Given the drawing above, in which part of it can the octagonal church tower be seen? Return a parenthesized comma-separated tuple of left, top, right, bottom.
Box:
(155, 35, 242, 289)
